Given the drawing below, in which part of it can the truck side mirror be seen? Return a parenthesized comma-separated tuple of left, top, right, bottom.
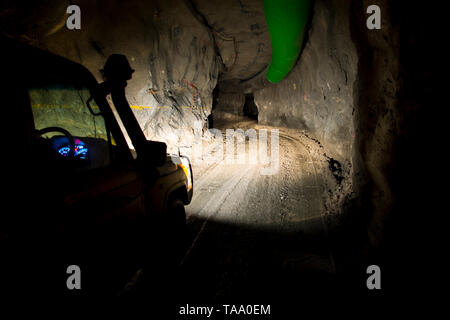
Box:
(139, 140, 167, 167)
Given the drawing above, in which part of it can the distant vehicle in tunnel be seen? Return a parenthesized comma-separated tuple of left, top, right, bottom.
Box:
(1, 36, 193, 298)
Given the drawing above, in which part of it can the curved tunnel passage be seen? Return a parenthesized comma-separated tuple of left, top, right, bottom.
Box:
(0, 0, 438, 313)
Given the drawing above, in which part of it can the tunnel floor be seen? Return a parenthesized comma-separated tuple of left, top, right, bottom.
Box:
(182, 120, 338, 298)
(116, 119, 362, 314)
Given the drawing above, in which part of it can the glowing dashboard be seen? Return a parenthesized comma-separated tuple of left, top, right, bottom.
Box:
(51, 136, 88, 160)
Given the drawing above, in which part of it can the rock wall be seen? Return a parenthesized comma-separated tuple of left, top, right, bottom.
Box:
(349, 0, 401, 248)
(254, 0, 358, 164)
(349, 0, 438, 252)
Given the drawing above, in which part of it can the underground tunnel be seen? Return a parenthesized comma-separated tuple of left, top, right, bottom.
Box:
(0, 0, 439, 315)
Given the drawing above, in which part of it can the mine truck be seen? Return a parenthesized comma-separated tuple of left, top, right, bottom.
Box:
(1, 36, 193, 298)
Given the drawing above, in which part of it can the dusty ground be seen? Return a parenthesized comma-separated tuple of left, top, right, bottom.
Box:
(178, 120, 346, 302)
(187, 118, 340, 231)
(121, 118, 361, 314)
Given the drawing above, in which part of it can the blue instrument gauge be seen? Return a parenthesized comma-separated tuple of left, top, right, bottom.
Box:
(74, 143, 88, 159)
(55, 137, 88, 159)
(58, 146, 71, 157)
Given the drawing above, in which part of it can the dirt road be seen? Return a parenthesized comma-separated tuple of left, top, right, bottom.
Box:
(119, 120, 353, 312)
(176, 120, 342, 304)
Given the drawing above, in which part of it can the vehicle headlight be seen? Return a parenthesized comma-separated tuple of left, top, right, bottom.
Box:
(179, 156, 192, 191)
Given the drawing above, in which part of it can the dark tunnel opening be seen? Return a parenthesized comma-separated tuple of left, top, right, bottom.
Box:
(243, 93, 258, 120)
(208, 85, 220, 128)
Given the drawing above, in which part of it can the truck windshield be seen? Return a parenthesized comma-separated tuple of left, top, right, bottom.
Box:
(29, 83, 113, 171)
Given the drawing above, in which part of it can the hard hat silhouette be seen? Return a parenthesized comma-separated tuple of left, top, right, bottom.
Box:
(101, 54, 135, 81)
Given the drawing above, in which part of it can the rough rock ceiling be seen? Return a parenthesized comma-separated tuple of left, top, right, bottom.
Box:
(1, 0, 272, 94)
(190, 0, 272, 93)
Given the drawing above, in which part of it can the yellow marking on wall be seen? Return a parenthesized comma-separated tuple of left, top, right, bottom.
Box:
(32, 103, 100, 110)
(32, 104, 198, 111)
(130, 105, 153, 110)
(130, 105, 196, 110)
